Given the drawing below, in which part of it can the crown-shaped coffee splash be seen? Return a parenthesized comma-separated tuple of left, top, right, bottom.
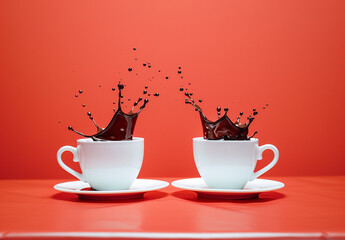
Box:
(68, 82, 150, 141)
(182, 89, 266, 140)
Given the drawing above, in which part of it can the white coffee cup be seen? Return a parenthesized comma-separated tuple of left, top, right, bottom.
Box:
(193, 137, 279, 189)
(57, 138, 144, 191)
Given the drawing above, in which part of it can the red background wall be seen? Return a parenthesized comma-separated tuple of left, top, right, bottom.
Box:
(1, 0, 345, 179)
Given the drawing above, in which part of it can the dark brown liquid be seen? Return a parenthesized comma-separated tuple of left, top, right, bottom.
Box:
(184, 92, 258, 140)
(69, 82, 149, 141)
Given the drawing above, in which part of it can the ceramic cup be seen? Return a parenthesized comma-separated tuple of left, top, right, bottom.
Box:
(57, 138, 144, 191)
(193, 137, 279, 189)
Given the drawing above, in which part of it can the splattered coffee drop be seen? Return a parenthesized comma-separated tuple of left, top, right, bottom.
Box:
(128, 68, 132, 72)
(217, 107, 221, 118)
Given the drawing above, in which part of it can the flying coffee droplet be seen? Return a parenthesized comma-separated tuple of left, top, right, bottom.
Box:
(75, 94, 78, 97)
(188, 83, 191, 85)
(263, 107, 266, 109)
(178, 66, 181, 69)
(179, 88, 184, 91)
(165, 76, 169, 79)
(133, 48, 136, 51)
(87, 112, 91, 116)
(121, 101, 124, 104)
(154, 93, 159, 96)
(134, 58, 137, 60)
(148, 93, 151, 96)
(143, 63, 147, 67)
(128, 68, 132, 72)
(79, 90, 83, 94)
(148, 65, 151, 68)
(158, 70, 161, 72)
(217, 107, 221, 112)
(178, 71, 181, 74)
(143, 90, 147, 94)
(266, 104, 269, 106)
(254, 111, 258, 115)
(68, 126, 73, 131)
(181, 76, 183, 79)
(224, 108, 229, 112)
(189, 93, 193, 96)
(118, 83, 124, 90)
(82, 104, 85, 107)
(253, 108, 256, 111)
(199, 99, 202, 103)
(112, 87, 115, 91)
(58, 121, 61, 123)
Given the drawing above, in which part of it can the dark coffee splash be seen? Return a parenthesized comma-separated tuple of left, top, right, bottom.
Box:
(183, 90, 258, 140)
(68, 83, 149, 141)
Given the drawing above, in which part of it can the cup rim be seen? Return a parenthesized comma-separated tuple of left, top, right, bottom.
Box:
(77, 137, 144, 144)
(193, 137, 258, 142)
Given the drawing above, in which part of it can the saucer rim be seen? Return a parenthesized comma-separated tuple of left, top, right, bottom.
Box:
(54, 179, 169, 195)
(171, 178, 284, 193)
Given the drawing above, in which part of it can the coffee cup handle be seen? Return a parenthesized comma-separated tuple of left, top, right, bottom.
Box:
(57, 146, 87, 182)
(250, 144, 279, 181)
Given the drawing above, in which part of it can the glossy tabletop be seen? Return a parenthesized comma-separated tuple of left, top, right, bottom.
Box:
(0, 176, 344, 240)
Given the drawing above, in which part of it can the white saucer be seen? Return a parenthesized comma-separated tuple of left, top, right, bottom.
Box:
(171, 178, 284, 199)
(54, 179, 169, 200)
